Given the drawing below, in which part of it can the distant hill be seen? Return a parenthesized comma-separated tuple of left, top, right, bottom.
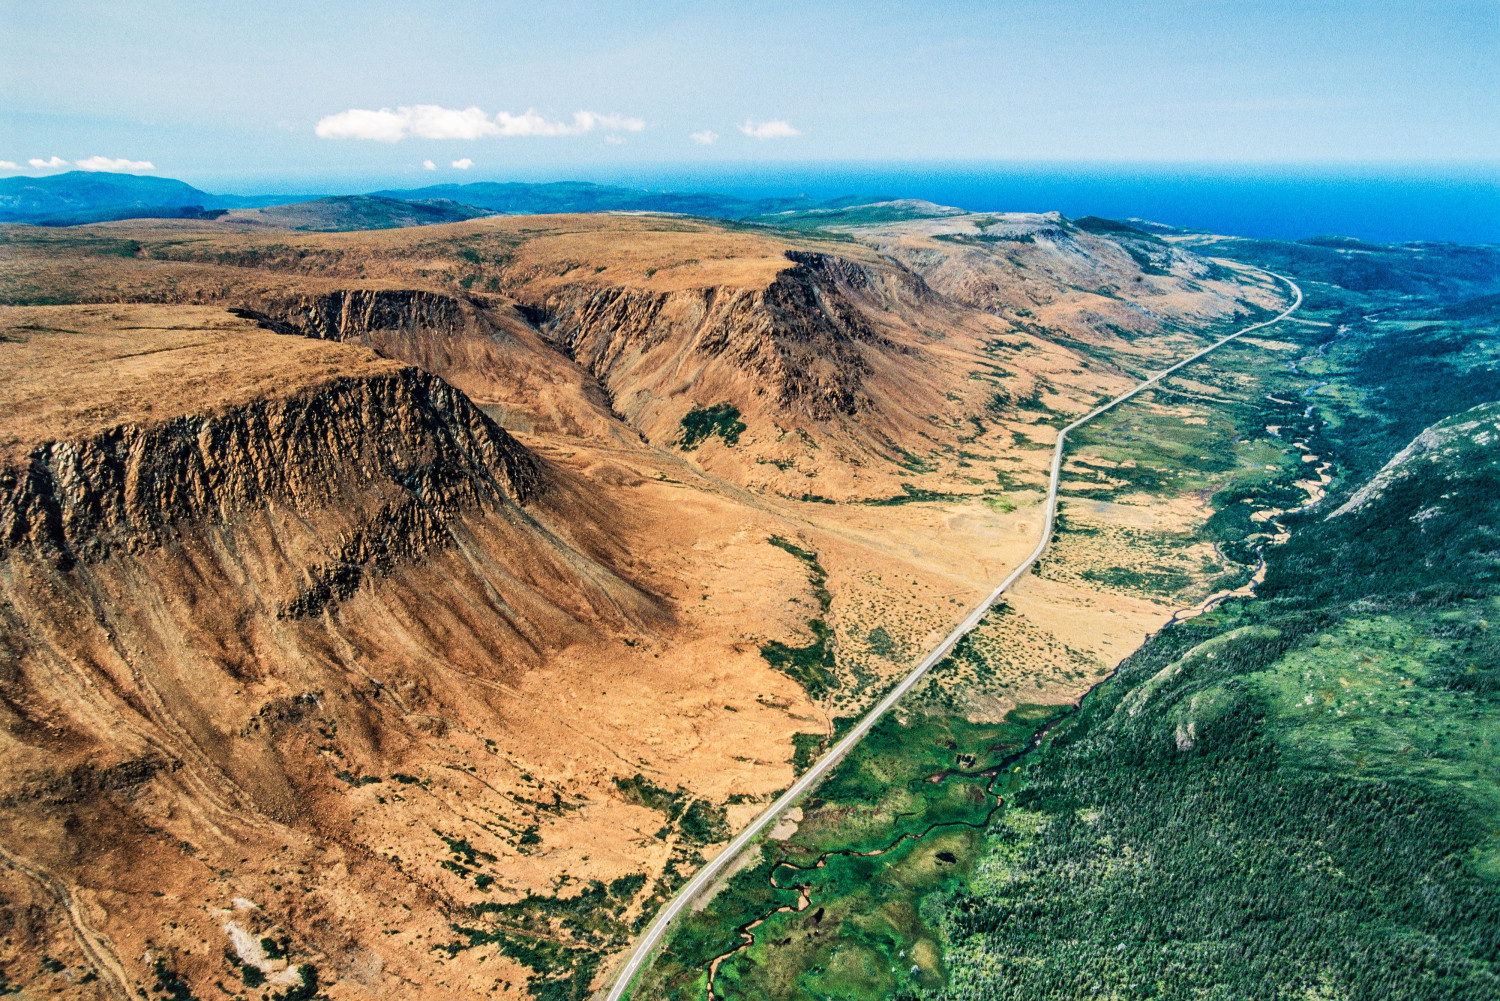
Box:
(1189, 232, 1500, 299)
(0, 171, 943, 230)
(741, 198, 965, 231)
(1435, 291, 1500, 322)
(0, 171, 307, 225)
(222, 195, 492, 231)
(0, 171, 217, 224)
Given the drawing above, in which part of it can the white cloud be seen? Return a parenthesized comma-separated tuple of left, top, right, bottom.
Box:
(405, 105, 499, 140)
(492, 109, 643, 137)
(739, 119, 801, 139)
(690, 130, 719, 145)
(423, 159, 436, 170)
(314, 107, 408, 141)
(490, 109, 569, 137)
(451, 158, 473, 170)
(570, 111, 645, 133)
(316, 104, 644, 141)
(0, 161, 18, 171)
(74, 155, 155, 172)
(604, 135, 624, 145)
(28, 156, 68, 169)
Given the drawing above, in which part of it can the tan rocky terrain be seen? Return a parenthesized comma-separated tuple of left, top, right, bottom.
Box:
(0, 210, 1285, 999)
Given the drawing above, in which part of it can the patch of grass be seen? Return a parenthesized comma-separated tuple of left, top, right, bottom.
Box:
(761, 536, 839, 699)
(613, 774, 685, 821)
(635, 706, 1069, 1000)
(677, 403, 747, 449)
(271, 965, 318, 1001)
(438, 873, 651, 1000)
(865, 625, 901, 660)
(149, 960, 197, 1001)
(891, 444, 938, 473)
(1079, 563, 1193, 595)
(760, 623, 838, 700)
(679, 799, 730, 844)
(791, 732, 826, 774)
(862, 483, 968, 506)
(614, 775, 726, 845)
(768, 536, 830, 614)
(439, 832, 498, 867)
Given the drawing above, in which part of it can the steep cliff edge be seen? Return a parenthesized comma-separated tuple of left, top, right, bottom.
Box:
(496, 247, 991, 498)
(2, 212, 1282, 502)
(1, 366, 542, 572)
(229, 257, 914, 435)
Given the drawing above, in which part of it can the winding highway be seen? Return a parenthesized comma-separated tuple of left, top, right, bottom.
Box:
(604, 266, 1302, 1000)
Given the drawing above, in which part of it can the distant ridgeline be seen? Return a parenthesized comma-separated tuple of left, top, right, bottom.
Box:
(0, 171, 291, 225)
(0, 170, 904, 228)
(920, 239, 1500, 1000)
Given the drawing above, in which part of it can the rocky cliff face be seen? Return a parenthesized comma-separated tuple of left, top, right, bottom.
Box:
(528, 252, 912, 423)
(0, 368, 543, 579)
(232, 289, 631, 443)
(237, 288, 480, 347)
(230, 256, 941, 461)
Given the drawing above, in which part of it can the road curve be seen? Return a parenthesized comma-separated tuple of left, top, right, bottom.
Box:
(605, 266, 1302, 999)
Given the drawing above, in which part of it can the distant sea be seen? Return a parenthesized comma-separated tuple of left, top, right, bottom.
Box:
(590, 162, 1500, 245)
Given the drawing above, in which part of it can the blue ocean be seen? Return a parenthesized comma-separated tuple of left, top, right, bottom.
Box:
(597, 162, 1500, 245)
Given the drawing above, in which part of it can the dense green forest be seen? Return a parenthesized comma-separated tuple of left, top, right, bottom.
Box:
(927, 406, 1500, 1000)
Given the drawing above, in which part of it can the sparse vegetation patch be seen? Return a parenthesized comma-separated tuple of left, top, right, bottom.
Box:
(677, 403, 747, 449)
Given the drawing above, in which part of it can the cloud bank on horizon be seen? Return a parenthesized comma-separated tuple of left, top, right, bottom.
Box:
(1, 106, 801, 175)
(75, 155, 156, 171)
(739, 119, 801, 140)
(314, 104, 646, 141)
(3, 155, 156, 173)
(310, 103, 800, 154)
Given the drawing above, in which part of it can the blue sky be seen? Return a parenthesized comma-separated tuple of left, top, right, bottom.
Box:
(1, 1, 1496, 190)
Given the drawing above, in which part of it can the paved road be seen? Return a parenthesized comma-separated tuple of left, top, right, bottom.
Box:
(604, 267, 1302, 999)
